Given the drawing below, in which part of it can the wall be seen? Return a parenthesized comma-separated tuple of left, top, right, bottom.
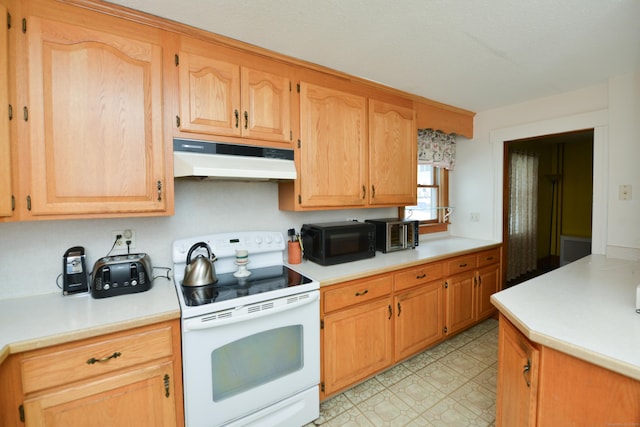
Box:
(0, 180, 396, 299)
(450, 71, 640, 260)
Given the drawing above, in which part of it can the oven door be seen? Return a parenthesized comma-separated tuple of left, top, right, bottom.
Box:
(181, 290, 320, 427)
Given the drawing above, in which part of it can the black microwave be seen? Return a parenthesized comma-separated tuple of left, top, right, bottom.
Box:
(301, 221, 376, 265)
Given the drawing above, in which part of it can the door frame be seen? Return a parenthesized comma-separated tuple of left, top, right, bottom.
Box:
(491, 110, 609, 287)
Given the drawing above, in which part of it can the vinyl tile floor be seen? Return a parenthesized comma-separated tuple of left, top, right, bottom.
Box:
(306, 318, 499, 427)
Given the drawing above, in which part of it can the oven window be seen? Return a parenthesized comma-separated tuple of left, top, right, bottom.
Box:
(210, 325, 303, 401)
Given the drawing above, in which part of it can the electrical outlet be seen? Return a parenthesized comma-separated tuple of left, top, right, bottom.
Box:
(112, 229, 136, 249)
(470, 212, 480, 222)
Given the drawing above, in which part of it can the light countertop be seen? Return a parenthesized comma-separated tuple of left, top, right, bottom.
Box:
(491, 255, 640, 381)
(0, 236, 499, 364)
(0, 279, 181, 363)
(287, 236, 501, 285)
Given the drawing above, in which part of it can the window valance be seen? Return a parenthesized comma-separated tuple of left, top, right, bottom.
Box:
(418, 129, 456, 170)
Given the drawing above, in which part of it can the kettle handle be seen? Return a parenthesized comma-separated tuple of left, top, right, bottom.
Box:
(186, 242, 212, 264)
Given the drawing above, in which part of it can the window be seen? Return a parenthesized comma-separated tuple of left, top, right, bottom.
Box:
(399, 163, 449, 234)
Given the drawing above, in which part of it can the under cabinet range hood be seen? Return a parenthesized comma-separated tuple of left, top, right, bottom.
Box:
(173, 139, 296, 181)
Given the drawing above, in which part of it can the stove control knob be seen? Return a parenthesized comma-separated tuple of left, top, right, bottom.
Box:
(255, 237, 263, 245)
(265, 235, 273, 244)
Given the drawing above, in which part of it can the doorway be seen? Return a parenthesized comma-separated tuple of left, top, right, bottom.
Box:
(503, 130, 594, 287)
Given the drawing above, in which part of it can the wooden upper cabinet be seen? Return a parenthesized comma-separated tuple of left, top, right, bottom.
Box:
(176, 36, 291, 144)
(368, 99, 416, 206)
(298, 81, 368, 208)
(0, 2, 12, 217)
(178, 50, 241, 136)
(241, 67, 291, 142)
(26, 11, 168, 216)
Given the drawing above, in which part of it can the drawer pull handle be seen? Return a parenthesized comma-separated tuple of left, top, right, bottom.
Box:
(459, 263, 468, 267)
(486, 256, 494, 261)
(355, 289, 369, 297)
(388, 304, 392, 319)
(87, 351, 122, 365)
(397, 302, 402, 317)
(416, 273, 426, 279)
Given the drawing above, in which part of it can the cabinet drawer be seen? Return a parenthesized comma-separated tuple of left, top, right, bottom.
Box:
(445, 254, 477, 275)
(323, 275, 392, 313)
(394, 262, 443, 292)
(21, 324, 174, 394)
(477, 248, 500, 267)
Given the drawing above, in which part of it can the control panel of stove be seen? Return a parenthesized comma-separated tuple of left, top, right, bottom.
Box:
(172, 231, 286, 262)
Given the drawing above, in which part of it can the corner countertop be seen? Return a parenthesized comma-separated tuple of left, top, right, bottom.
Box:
(491, 255, 640, 381)
(0, 279, 181, 364)
(286, 236, 501, 286)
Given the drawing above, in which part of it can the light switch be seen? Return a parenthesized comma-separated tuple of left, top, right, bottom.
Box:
(619, 185, 632, 201)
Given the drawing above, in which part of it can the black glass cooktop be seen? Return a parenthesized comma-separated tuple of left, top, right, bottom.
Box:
(180, 265, 312, 307)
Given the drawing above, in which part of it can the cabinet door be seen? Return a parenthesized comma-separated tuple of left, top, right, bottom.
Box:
(394, 281, 443, 362)
(323, 297, 393, 396)
(444, 273, 475, 335)
(178, 45, 241, 136)
(368, 99, 416, 206)
(476, 264, 499, 320)
(0, 3, 11, 217)
(299, 82, 367, 207)
(496, 317, 539, 427)
(241, 67, 290, 142)
(27, 16, 167, 215)
(23, 361, 178, 427)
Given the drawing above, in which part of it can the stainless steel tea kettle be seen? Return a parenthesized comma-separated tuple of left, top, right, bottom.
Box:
(183, 242, 218, 286)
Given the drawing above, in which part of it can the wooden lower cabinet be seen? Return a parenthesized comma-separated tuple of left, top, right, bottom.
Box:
(445, 248, 501, 336)
(320, 246, 501, 399)
(0, 320, 184, 427)
(322, 297, 393, 397)
(394, 281, 443, 362)
(496, 315, 539, 427)
(23, 361, 177, 427)
(496, 315, 640, 426)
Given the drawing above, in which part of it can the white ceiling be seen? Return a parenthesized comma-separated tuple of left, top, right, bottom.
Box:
(108, 0, 640, 112)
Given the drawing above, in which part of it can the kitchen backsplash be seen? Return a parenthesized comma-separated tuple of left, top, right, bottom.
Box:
(0, 180, 401, 299)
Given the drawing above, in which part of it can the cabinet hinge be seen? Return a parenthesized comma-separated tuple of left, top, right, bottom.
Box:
(175, 115, 181, 128)
(174, 54, 179, 66)
(21, 17, 26, 33)
(6, 12, 10, 29)
(443, 326, 448, 334)
(23, 106, 28, 121)
(19, 404, 24, 422)
(289, 81, 291, 92)
(297, 195, 301, 204)
(164, 374, 170, 397)
(290, 130, 292, 141)
(320, 382, 325, 393)
(11, 195, 15, 211)
(296, 83, 300, 93)
(297, 139, 301, 149)
(320, 319, 324, 329)
(444, 281, 449, 289)
(157, 180, 163, 202)
(7, 104, 11, 120)
(26, 195, 31, 211)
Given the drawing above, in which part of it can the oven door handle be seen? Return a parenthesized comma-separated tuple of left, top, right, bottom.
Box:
(182, 291, 319, 331)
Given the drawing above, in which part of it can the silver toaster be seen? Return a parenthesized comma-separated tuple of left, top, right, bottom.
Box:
(91, 253, 152, 298)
